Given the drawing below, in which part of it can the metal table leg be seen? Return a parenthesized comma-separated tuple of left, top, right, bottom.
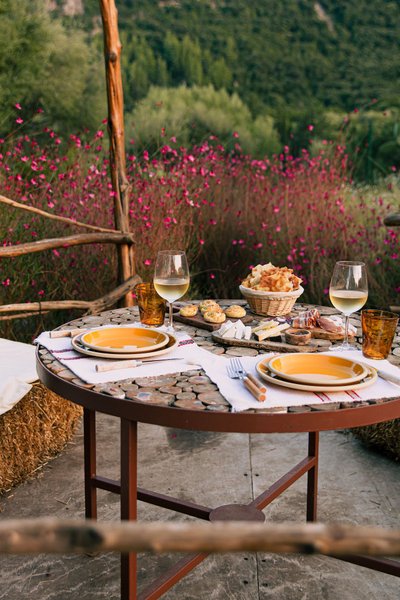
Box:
(120, 419, 138, 600)
(306, 431, 319, 522)
(83, 408, 97, 520)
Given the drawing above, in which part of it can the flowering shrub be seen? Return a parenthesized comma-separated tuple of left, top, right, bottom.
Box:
(1, 114, 399, 341)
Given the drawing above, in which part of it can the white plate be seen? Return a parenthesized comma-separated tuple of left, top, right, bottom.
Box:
(266, 353, 369, 386)
(72, 332, 178, 359)
(256, 359, 377, 392)
(80, 327, 169, 354)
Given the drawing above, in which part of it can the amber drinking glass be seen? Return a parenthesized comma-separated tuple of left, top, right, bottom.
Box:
(135, 283, 166, 327)
(362, 309, 399, 360)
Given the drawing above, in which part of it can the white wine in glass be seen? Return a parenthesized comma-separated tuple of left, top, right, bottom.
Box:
(154, 251, 190, 330)
(329, 261, 368, 350)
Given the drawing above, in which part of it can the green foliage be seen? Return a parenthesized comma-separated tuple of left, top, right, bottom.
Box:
(126, 85, 281, 156)
(310, 106, 400, 181)
(0, 0, 105, 133)
(104, 0, 400, 115)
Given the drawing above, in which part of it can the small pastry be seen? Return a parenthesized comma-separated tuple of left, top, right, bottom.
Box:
(179, 304, 198, 317)
(203, 310, 226, 324)
(200, 302, 223, 314)
(199, 299, 220, 312)
(225, 305, 246, 319)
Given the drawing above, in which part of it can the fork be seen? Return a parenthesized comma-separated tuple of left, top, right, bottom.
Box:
(228, 357, 267, 402)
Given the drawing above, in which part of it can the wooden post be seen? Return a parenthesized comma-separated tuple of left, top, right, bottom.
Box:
(99, 0, 135, 307)
(0, 519, 400, 557)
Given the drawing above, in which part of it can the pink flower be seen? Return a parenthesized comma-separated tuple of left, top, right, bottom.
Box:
(15, 103, 22, 110)
(16, 118, 23, 124)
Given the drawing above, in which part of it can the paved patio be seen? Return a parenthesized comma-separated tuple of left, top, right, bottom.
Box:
(0, 415, 399, 599)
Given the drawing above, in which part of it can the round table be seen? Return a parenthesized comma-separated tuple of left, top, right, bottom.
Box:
(36, 303, 400, 599)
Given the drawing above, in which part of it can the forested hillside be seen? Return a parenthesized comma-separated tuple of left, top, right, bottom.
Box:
(1, 1, 399, 179)
(63, 0, 400, 114)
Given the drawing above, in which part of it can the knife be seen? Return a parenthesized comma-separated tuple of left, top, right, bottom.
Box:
(376, 370, 400, 387)
(96, 357, 182, 373)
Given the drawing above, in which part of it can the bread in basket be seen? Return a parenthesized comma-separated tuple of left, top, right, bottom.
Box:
(239, 263, 304, 316)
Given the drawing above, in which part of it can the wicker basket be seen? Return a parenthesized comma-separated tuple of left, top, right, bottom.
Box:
(239, 285, 304, 317)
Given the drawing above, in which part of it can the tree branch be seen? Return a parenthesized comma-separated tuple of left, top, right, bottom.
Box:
(0, 275, 141, 317)
(0, 519, 399, 556)
(0, 194, 116, 233)
(0, 232, 135, 258)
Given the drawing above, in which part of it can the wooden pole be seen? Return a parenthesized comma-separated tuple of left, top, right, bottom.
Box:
(99, 0, 135, 306)
(0, 194, 116, 233)
(0, 519, 400, 557)
(0, 232, 135, 258)
(0, 274, 141, 316)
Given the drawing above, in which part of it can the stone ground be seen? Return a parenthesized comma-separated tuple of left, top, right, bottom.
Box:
(0, 416, 399, 600)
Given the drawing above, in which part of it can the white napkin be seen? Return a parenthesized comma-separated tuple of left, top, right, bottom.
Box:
(201, 350, 400, 412)
(0, 338, 38, 416)
(35, 328, 212, 385)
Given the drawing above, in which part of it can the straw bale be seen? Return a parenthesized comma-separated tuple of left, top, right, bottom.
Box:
(0, 383, 82, 494)
(353, 420, 400, 462)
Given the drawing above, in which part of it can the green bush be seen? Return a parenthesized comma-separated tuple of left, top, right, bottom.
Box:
(126, 85, 281, 157)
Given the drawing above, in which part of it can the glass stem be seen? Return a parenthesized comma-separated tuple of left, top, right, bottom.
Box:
(344, 314, 350, 346)
(168, 302, 173, 329)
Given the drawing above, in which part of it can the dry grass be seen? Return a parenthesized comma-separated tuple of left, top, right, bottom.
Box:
(0, 383, 82, 494)
(353, 420, 400, 462)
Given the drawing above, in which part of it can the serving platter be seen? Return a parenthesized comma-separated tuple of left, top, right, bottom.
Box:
(267, 353, 368, 386)
(256, 359, 377, 392)
(211, 331, 318, 353)
(81, 327, 169, 354)
(72, 332, 178, 360)
(173, 306, 253, 331)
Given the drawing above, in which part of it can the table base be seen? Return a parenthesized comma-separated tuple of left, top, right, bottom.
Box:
(83, 408, 399, 600)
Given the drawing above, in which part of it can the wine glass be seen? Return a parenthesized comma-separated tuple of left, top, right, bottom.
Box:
(329, 261, 368, 351)
(154, 250, 190, 331)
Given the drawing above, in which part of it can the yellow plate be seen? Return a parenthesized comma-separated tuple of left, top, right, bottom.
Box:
(267, 353, 368, 386)
(256, 359, 377, 392)
(80, 327, 169, 354)
(72, 332, 178, 359)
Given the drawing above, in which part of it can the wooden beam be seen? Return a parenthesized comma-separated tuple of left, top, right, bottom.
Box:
(0, 194, 116, 233)
(0, 275, 141, 316)
(99, 0, 135, 305)
(0, 519, 399, 557)
(384, 213, 400, 227)
(0, 232, 135, 258)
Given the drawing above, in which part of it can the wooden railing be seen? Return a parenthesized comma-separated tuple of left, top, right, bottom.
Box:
(0, 0, 139, 322)
(0, 518, 399, 557)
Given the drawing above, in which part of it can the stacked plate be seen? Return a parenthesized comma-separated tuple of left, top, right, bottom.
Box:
(71, 327, 178, 360)
(256, 353, 377, 392)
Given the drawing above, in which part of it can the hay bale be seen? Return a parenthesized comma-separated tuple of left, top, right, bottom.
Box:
(352, 420, 400, 462)
(0, 383, 82, 494)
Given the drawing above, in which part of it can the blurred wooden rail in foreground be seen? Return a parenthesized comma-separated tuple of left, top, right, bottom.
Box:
(1, 519, 400, 557)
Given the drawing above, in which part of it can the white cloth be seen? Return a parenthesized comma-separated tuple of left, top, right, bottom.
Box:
(201, 350, 400, 412)
(35, 327, 400, 413)
(35, 328, 211, 385)
(0, 338, 38, 416)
